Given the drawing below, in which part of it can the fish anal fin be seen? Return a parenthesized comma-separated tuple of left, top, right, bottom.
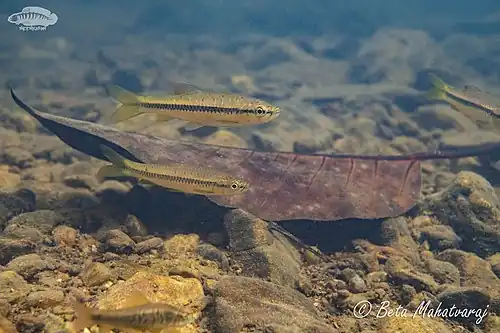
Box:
(171, 81, 202, 95)
(121, 289, 151, 308)
(183, 123, 204, 131)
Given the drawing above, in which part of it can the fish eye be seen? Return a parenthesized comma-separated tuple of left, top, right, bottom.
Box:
(256, 107, 265, 115)
(231, 182, 239, 189)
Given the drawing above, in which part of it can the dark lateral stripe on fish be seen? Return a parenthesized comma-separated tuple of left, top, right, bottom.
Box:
(134, 168, 230, 189)
(137, 102, 272, 115)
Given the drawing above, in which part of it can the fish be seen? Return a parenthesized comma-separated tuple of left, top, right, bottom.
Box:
(425, 73, 500, 129)
(97, 144, 250, 196)
(71, 289, 198, 333)
(7, 6, 58, 27)
(104, 83, 281, 130)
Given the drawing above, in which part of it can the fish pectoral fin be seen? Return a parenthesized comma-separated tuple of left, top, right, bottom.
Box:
(138, 179, 155, 189)
(182, 123, 205, 131)
(121, 289, 151, 308)
(171, 81, 203, 95)
(425, 88, 447, 101)
(96, 165, 125, 182)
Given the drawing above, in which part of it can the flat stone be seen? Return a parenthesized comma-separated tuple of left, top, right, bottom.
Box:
(213, 275, 336, 333)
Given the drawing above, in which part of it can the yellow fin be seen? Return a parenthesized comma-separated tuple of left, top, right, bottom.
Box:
(71, 298, 94, 332)
(99, 145, 128, 168)
(108, 104, 143, 124)
(425, 87, 447, 101)
(121, 289, 151, 308)
(96, 165, 125, 182)
(428, 73, 450, 92)
(104, 84, 139, 104)
(138, 179, 155, 189)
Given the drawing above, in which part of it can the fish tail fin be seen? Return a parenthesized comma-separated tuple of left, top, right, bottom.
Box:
(104, 84, 142, 123)
(428, 73, 450, 92)
(96, 165, 126, 182)
(71, 298, 93, 332)
(425, 87, 448, 101)
(99, 145, 128, 168)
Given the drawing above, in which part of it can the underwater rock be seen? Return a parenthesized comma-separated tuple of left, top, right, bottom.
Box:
(487, 253, 500, 278)
(213, 275, 336, 333)
(196, 243, 230, 271)
(418, 224, 462, 251)
(123, 214, 148, 238)
(79, 262, 112, 287)
(0, 165, 20, 190)
(5, 210, 64, 236)
(24, 289, 65, 309)
(14, 314, 44, 333)
(417, 171, 500, 257)
(0, 270, 30, 303)
(134, 237, 163, 254)
(163, 234, 200, 258)
(384, 257, 439, 293)
(339, 268, 367, 294)
(1, 147, 34, 169)
(103, 229, 135, 254)
(223, 209, 301, 288)
(437, 287, 490, 327)
(0, 191, 36, 229)
(436, 249, 500, 313)
(0, 315, 17, 333)
(0, 238, 36, 265)
(378, 314, 454, 333)
(96, 270, 204, 317)
(380, 216, 421, 264)
(6, 254, 55, 281)
(51, 225, 78, 247)
(424, 258, 460, 286)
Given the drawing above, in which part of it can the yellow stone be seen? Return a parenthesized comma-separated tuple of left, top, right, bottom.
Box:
(163, 234, 200, 258)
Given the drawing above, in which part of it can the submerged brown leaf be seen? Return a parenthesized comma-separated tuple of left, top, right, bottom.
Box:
(9, 89, 432, 221)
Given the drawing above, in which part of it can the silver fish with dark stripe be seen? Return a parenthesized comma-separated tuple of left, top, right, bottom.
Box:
(104, 83, 280, 130)
(96, 144, 250, 196)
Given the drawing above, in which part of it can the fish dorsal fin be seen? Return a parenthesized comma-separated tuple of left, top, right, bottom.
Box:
(121, 289, 151, 308)
(171, 82, 203, 95)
